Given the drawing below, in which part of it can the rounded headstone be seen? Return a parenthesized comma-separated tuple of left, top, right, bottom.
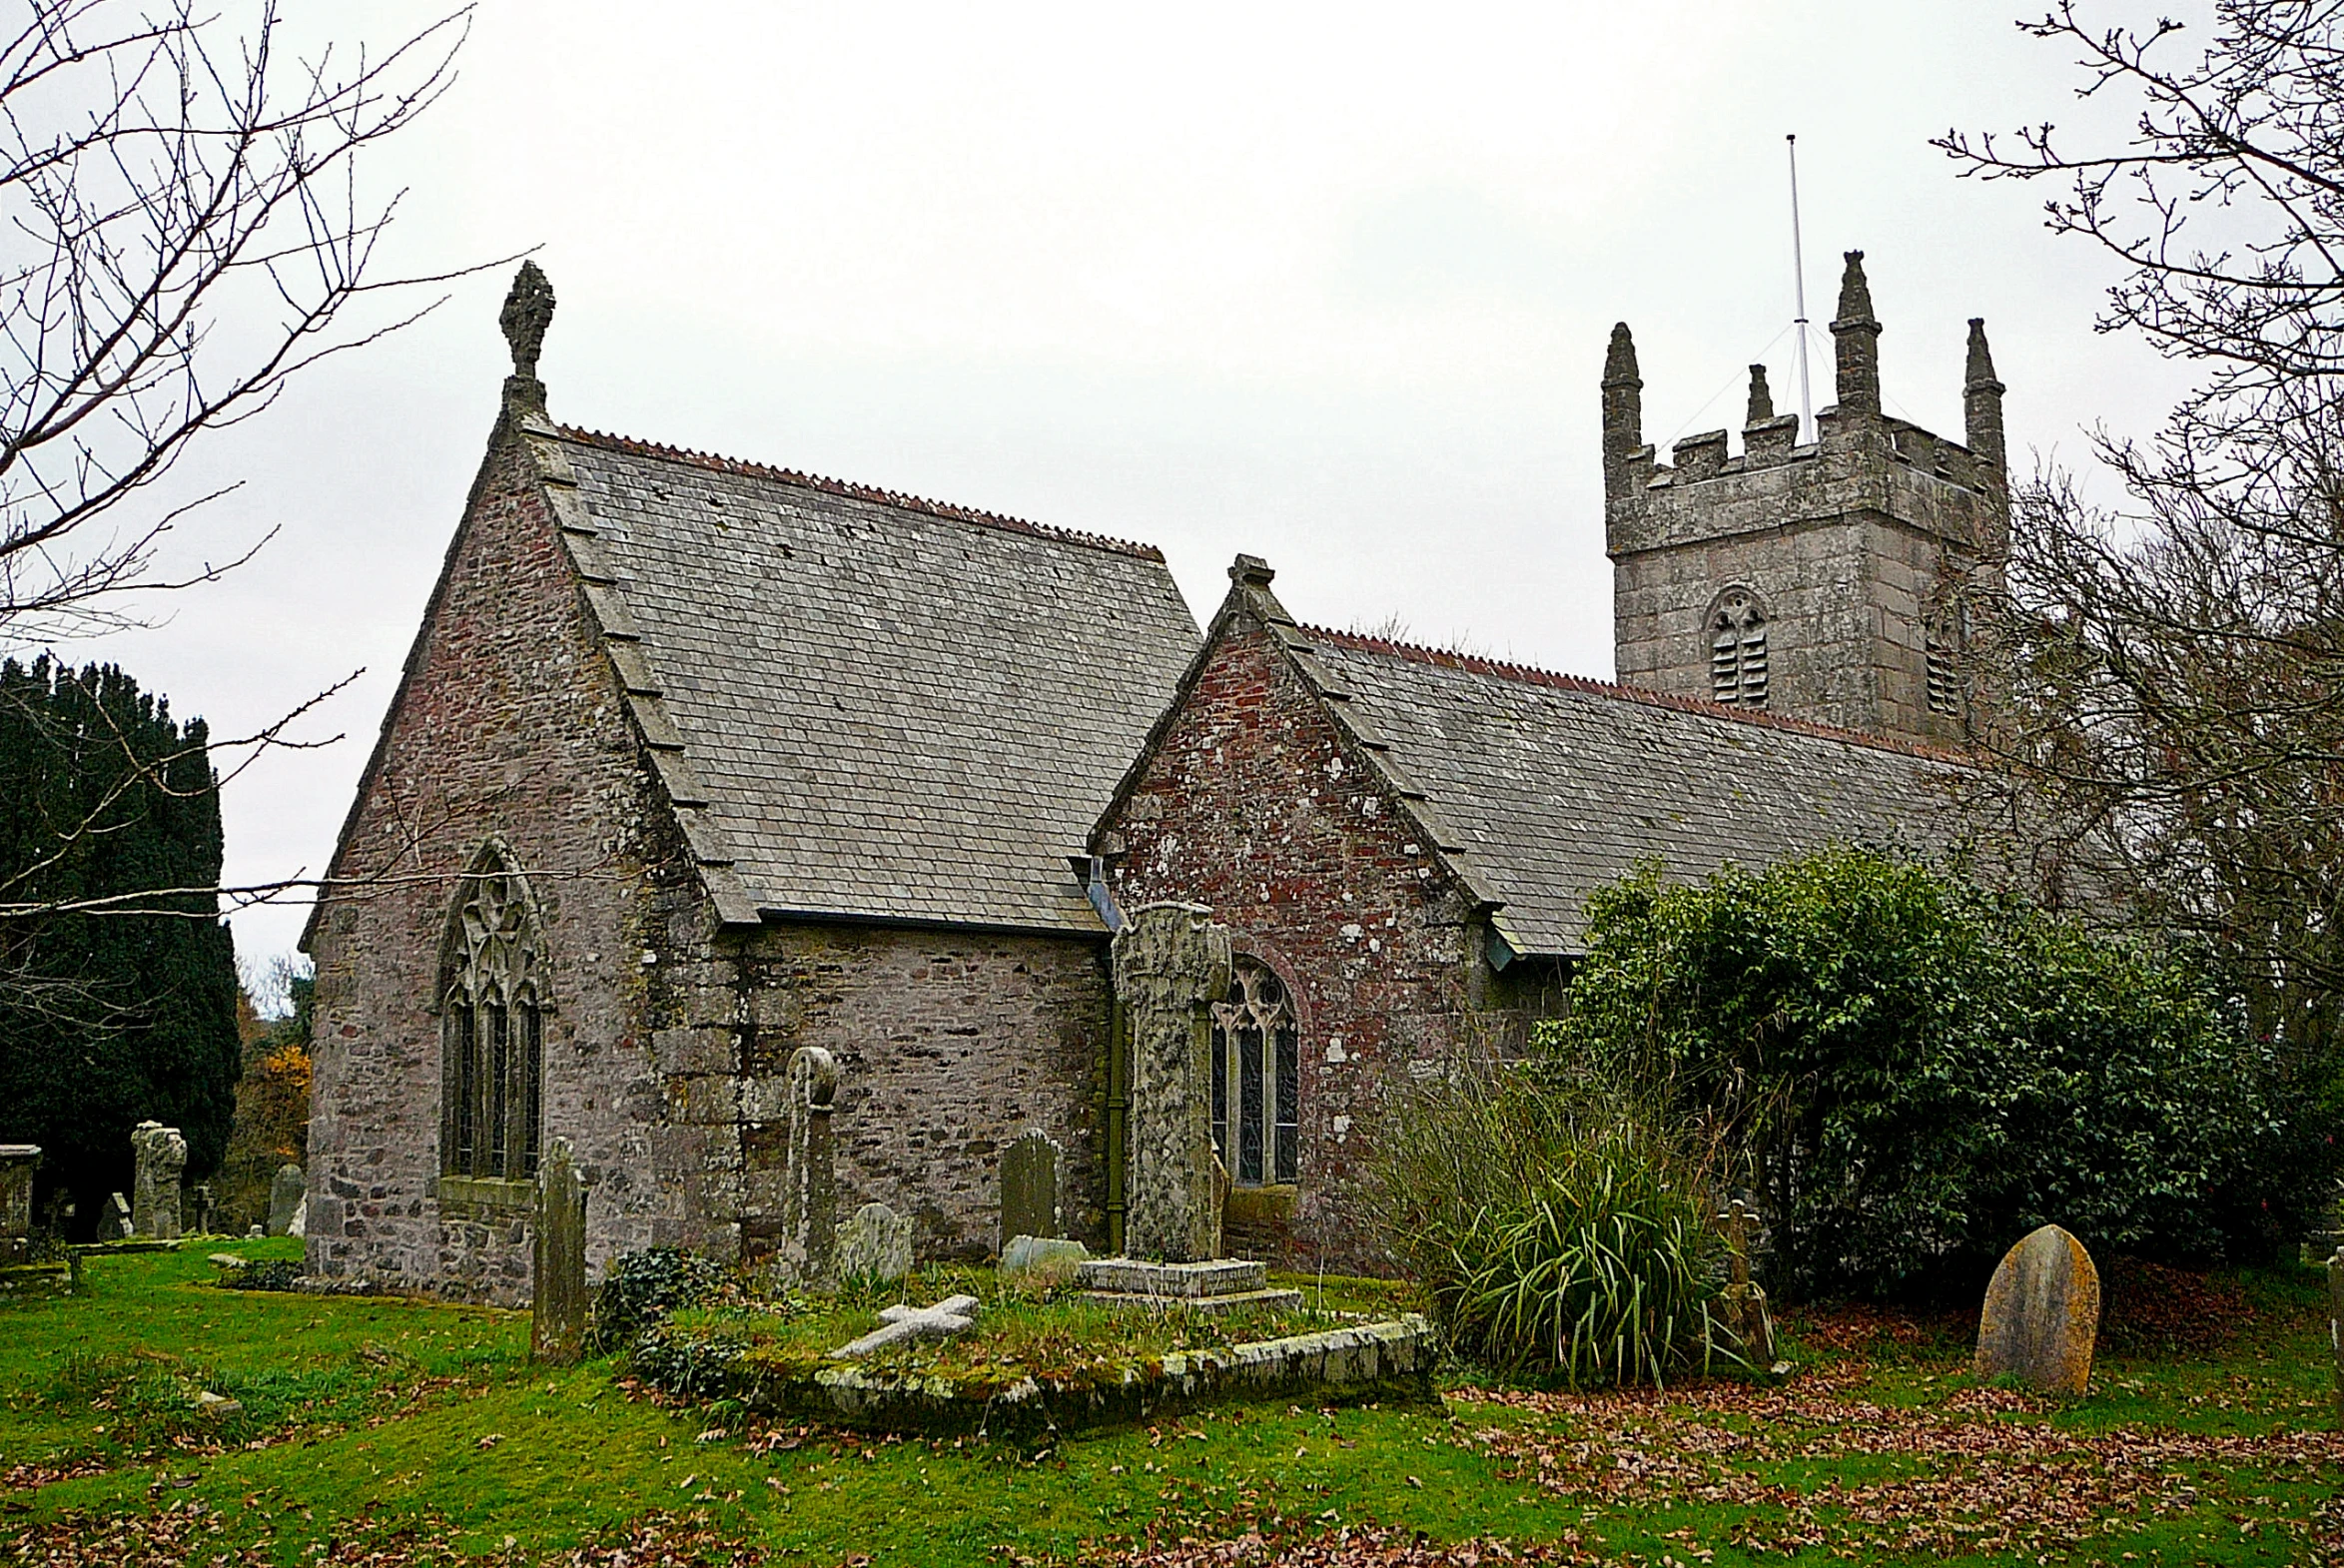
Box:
(835, 1201, 913, 1285)
(1974, 1223, 2099, 1396)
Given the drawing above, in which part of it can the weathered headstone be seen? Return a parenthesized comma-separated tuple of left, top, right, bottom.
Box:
(2329, 1246, 2342, 1428)
(827, 1293, 979, 1359)
(835, 1201, 914, 1284)
(287, 1195, 307, 1239)
(189, 1183, 214, 1237)
(1001, 1234, 1090, 1278)
(0, 1145, 39, 1264)
(530, 1136, 588, 1366)
(102, 1192, 133, 1239)
(1975, 1223, 2100, 1396)
(775, 1046, 840, 1289)
(1113, 903, 1232, 1263)
(1717, 1198, 1777, 1364)
(999, 1130, 1062, 1253)
(268, 1165, 306, 1236)
(129, 1122, 187, 1239)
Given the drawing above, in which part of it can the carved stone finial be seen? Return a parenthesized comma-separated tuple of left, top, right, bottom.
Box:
(1745, 364, 1774, 425)
(499, 261, 556, 386)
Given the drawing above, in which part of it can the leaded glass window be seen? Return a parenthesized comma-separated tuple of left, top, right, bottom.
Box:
(1209, 959, 1298, 1185)
(440, 844, 545, 1179)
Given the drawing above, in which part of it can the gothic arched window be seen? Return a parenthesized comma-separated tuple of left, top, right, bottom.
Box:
(1709, 588, 1769, 708)
(440, 844, 546, 1181)
(1209, 958, 1298, 1186)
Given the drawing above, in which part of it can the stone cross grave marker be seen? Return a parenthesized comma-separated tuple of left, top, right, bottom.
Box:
(189, 1183, 214, 1237)
(530, 1137, 588, 1366)
(1717, 1198, 1776, 1364)
(102, 1192, 132, 1239)
(777, 1046, 839, 1290)
(836, 1201, 913, 1285)
(999, 1130, 1062, 1253)
(828, 1293, 979, 1359)
(0, 1145, 39, 1264)
(1975, 1223, 2100, 1396)
(269, 1165, 306, 1236)
(129, 1123, 186, 1239)
(1112, 903, 1232, 1264)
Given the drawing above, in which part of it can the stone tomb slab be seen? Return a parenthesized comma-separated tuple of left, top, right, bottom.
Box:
(1076, 1257, 1264, 1297)
(1083, 1284, 1305, 1316)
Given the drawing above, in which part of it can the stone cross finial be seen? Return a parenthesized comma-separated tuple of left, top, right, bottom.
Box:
(500, 262, 555, 382)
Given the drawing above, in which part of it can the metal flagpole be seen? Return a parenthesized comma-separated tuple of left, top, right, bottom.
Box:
(1788, 134, 1814, 442)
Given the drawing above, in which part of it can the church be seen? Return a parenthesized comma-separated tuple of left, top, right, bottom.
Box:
(301, 254, 2005, 1299)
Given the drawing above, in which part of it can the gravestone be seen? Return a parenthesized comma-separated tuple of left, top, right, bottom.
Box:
(530, 1136, 588, 1366)
(835, 1201, 913, 1285)
(1975, 1223, 2100, 1396)
(287, 1195, 307, 1239)
(1001, 1234, 1090, 1277)
(1717, 1198, 1776, 1364)
(1112, 903, 1232, 1263)
(129, 1122, 187, 1239)
(775, 1046, 840, 1289)
(0, 1145, 39, 1264)
(999, 1130, 1062, 1253)
(268, 1165, 306, 1236)
(828, 1293, 979, 1358)
(102, 1192, 133, 1239)
(189, 1183, 214, 1237)
(2329, 1247, 2342, 1427)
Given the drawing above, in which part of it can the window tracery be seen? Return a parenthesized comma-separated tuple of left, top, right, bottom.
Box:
(440, 844, 545, 1180)
(1209, 958, 1298, 1186)
(1709, 588, 1769, 708)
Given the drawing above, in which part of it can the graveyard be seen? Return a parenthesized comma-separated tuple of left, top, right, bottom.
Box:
(0, 1239, 2336, 1564)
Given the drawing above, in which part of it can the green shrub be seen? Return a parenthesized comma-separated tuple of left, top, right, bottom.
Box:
(1549, 848, 2303, 1301)
(1370, 1064, 1734, 1385)
(590, 1247, 724, 1353)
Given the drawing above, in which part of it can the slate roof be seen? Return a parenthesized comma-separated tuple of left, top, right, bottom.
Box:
(1290, 627, 1967, 954)
(549, 426, 1200, 933)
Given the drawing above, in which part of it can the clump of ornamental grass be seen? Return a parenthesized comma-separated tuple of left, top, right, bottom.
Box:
(1368, 1057, 1738, 1386)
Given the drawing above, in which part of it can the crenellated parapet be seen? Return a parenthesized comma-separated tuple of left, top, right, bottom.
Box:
(1600, 252, 2009, 747)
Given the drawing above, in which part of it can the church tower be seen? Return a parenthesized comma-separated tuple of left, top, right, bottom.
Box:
(1602, 252, 2007, 747)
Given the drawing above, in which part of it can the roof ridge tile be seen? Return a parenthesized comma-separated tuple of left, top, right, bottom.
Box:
(552, 425, 1167, 562)
(1294, 623, 1971, 765)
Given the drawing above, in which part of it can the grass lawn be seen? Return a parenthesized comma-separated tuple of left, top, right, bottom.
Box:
(1, 1240, 2337, 1565)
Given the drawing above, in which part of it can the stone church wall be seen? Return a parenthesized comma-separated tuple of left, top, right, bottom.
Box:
(723, 924, 1111, 1263)
(1099, 617, 1483, 1270)
(306, 427, 708, 1304)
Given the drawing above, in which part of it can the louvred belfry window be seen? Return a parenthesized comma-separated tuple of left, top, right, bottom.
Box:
(1709, 588, 1769, 708)
(1209, 958, 1299, 1186)
(441, 844, 546, 1180)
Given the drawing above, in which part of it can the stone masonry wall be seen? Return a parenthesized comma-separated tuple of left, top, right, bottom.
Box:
(720, 924, 1112, 1263)
(306, 423, 705, 1305)
(1099, 612, 1482, 1270)
(1608, 412, 2003, 747)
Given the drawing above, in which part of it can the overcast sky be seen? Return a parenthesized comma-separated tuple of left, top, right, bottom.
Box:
(26, 1, 2209, 983)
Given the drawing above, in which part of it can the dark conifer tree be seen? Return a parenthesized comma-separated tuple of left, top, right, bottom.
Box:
(0, 657, 240, 1232)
